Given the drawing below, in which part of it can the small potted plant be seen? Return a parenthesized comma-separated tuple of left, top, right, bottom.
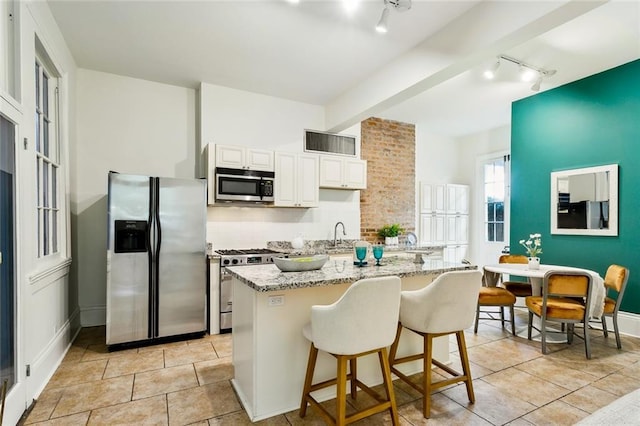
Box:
(519, 233, 542, 269)
(378, 224, 404, 246)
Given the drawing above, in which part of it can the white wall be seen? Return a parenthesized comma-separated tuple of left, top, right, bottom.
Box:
(75, 69, 197, 326)
(2, 1, 78, 424)
(200, 83, 362, 249)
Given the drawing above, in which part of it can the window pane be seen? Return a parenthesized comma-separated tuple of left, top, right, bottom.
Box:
(43, 118, 49, 157)
(35, 112, 40, 152)
(52, 210, 58, 253)
(37, 208, 41, 256)
(496, 202, 504, 221)
(43, 74, 49, 116)
(35, 63, 40, 106)
(36, 158, 41, 205)
(43, 210, 49, 256)
(496, 223, 504, 242)
(487, 223, 495, 242)
(487, 203, 495, 221)
(52, 166, 57, 208)
(43, 164, 49, 208)
(484, 164, 494, 183)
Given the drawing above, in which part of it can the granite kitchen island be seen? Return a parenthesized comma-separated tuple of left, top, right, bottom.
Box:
(227, 254, 476, 421)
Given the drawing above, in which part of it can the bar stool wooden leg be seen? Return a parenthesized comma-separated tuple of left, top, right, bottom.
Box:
(335, 356, 348, 425)
(424, 333, 433, 418)
(379, 347, 399, 425)
(299, 343, 319, 417)
(457, 331, 475, 403)
(350, 358, 357, 399)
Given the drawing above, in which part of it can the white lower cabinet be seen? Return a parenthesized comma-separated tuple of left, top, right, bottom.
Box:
(274, 152, 319, 207)
(420, 214, 446, 246)
(444, 245, 468, 263)
(209, 257, 220, 335)
(445, 214, 469, 245)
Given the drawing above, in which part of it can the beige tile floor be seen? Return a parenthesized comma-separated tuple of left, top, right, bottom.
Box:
(20, 309, 640, 425)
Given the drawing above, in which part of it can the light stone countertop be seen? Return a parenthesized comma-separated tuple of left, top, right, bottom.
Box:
(225, 253, 476, 292)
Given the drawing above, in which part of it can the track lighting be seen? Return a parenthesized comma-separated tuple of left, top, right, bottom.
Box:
(531, 75, 543, 92)
(483, 59, 500, 80)
(484, 54, 557, 91)
(375, 0, 412, 33)
(376, 8, 389, 33)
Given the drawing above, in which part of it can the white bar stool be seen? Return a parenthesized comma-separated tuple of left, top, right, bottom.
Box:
(299, 276, 401, 425)
(389, 270, 482, 418)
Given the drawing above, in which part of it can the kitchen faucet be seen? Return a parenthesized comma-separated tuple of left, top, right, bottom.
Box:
(333, 222, 346, 246)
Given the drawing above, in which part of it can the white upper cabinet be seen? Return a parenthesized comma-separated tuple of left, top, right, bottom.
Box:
(446, 184, 469, 214)
(319, 156, 367, 189)
(420, 183, 446, 213)
(215, 144, 274, 171)
(274, 152, 319, 208)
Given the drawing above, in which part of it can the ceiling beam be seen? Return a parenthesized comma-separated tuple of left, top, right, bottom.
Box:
(325, 0, 608, 132)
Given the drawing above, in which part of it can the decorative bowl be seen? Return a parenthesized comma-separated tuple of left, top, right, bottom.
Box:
(273, 254, 329, 272)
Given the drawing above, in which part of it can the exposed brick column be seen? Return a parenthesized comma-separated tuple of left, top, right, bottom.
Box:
(360, 117, 415, 244)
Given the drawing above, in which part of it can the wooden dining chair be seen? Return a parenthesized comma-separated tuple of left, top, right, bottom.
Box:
(499, 254, 532, 297)
(474, 269, 516, 335)
(599, 264, 630, 349)
(526, 270, 593, 358)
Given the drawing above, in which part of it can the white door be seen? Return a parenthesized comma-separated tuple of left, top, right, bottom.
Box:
(475, 153, 510, 267)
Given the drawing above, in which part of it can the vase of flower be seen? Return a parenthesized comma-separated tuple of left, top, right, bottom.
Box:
(520, 233, 542, 270)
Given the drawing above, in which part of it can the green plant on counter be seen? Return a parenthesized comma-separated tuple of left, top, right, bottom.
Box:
(377, 224, 404, 238)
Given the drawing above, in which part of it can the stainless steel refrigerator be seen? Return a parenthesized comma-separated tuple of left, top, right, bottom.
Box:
(106, 172, 207, 346)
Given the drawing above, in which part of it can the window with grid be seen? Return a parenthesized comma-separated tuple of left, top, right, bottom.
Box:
(484, 157, 507, 242)
(35, 58, 59, 258)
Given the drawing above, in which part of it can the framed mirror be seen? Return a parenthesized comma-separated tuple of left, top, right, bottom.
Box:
(550, 164, 618, 236)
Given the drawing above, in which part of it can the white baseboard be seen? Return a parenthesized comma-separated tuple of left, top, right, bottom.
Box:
(80, 305, 106, 327)
(29, 309, 82, 399)
(609, 311, 640, 338)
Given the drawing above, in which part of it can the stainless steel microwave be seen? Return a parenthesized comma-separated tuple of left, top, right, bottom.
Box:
(215, 167, 275, 203)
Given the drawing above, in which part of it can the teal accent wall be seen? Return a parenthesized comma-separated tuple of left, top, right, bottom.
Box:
(511, 59, 640, 314)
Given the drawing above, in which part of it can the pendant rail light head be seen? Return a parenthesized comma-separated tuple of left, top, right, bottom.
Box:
(376, 7, 390, 33)
(375, 0, 412, 33)
(483, 59, 500, 80)
(484, 54, 557, 91)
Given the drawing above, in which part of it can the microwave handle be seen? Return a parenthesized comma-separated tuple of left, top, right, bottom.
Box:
(260, 178, 267, 200)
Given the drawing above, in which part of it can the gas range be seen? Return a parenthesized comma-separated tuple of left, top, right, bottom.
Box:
(215, 248, 280, 267)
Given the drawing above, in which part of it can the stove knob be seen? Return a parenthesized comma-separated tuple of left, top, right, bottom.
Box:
(232, 259, 239, 265)
(222, 259, 230, 266)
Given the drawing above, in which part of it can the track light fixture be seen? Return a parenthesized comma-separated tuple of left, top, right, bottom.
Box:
(484, 54, 556, 91)
(375, 0, 412, 33)
(483, 59, 500, 80)
(376, 7, 390, 33)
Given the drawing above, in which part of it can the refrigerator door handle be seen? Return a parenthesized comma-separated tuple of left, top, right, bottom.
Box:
(147, 177, 155, 339)
(153, 177, 162, 338)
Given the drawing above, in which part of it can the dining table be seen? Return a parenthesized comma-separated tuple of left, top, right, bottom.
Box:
(482, 263, 606, 341)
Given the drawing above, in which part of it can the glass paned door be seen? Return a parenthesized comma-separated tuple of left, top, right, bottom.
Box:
(0, 115, 16, 391)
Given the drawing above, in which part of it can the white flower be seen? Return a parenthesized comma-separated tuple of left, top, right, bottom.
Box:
(520, 233, 543, 257)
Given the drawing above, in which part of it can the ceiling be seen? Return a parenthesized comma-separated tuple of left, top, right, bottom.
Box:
(47, 0, 640, 138)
